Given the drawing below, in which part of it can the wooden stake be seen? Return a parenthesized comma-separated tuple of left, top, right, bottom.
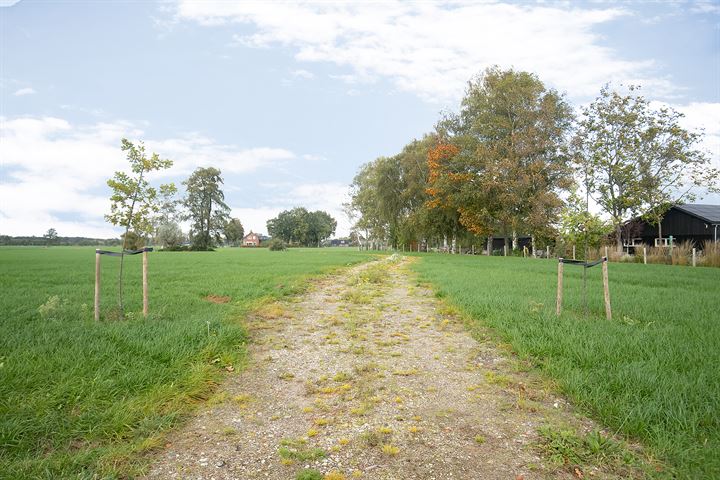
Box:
(556, 259, 564, 316)
(94, 250, 101, 321)
(143, 249, 149, 318)
(643, 247, 647, 265)
(692, 248, 696, 267)
(572, 245, 576, 260)
(602, 257, 612, 320)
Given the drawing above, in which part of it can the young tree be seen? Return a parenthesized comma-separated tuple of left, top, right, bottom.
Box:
(183, 167, 230, 250)
(106, 139, 174, 313)
(559, 191, 612, 257)
(224, 218, 245, 246)
(43, 228, 58, 247)
(573, 85, 652, 253)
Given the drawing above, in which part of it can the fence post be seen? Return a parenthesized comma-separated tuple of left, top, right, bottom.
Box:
(94, 250, 101, 321)
(143, 248, 149, 317)
(692, 248, 696, 267)
(643, 247, 647, 265)
(602, 257, 612, 321)
(556, 259, 563, 316)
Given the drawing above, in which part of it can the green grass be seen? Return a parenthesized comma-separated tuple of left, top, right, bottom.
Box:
(0, 246, 373, 478)
(412, 253, 720, 478)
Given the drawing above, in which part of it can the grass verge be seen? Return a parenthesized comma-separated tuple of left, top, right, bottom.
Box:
(411, 253, 720, 478)
(0, 246, 373, 477)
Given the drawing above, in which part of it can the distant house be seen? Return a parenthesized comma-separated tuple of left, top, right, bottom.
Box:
(243, 231, 261, 247)
(625, 204, 720, 248)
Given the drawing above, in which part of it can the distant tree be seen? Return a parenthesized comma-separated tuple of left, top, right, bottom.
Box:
(106, 139, 174, 314)
(635, 104, 719, 239)
(43, 228, 58, 247)
(305, 211, 337, 247)
(431, 67, 574, 252)
(183, 167, 230, 250)
(224, 218, 245, 246)
(267, 207, 309, 245)
(120, 231, 145, 250)
(155, 222, 184, 249)
(267, 208, 336, 247)
(151, 183, 180, 237)
(571, 85, 718, 249)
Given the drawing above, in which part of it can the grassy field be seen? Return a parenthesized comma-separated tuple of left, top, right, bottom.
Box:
(0, 246, 373, 478)
(412, 253, 720, 478)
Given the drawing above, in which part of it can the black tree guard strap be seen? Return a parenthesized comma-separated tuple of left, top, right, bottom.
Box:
(96, 247, 153, 257)
(559, 257, 606, 268)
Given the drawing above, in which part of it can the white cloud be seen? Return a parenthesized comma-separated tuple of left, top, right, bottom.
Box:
(291, 69, 315, 79)
(0, 116, 299, 237)
(173, 1, 680, 103)
(13, 87, 36, 96)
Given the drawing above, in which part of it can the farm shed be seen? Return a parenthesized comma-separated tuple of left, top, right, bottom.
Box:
(625, 204, 720, 248)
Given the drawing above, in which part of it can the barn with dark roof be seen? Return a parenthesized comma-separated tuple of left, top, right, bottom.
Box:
(625, 204, 720, 248)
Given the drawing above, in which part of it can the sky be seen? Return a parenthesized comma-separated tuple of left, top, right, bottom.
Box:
(1, 0, 719, 238)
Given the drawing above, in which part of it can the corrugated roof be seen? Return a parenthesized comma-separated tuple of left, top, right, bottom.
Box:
(674, 204, 720, 223)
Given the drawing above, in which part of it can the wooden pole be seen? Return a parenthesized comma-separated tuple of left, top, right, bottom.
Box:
(546, 245, 550, 259)
(643, 247, 647, 265)
(602, 257, 612, 320)
(556, 259, 564, 316)
(472, 244, 475, 255)
(692, 248, 696, 267)
(94, 250, 101, 321)
(523, 246, 527, 258)
(142, 249, 149, 318)
(572, 245, 576, 260)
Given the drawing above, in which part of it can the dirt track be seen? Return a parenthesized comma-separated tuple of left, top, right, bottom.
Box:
(145, 256, 637, 479)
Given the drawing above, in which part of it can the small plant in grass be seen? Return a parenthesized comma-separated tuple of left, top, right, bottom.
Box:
(296, 469, 324, 480)
(474, 435, 485, 444)
(360, 431, 382, 447)
(38, 295, 68, 320)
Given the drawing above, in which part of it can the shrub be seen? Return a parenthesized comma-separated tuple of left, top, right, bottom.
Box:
(701, 240, 720, 268)
(268, 239, 287, 251)
(671, 240, 694, 266)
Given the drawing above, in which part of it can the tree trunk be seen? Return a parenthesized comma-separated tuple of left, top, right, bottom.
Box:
(616, 224, 623, 254)
(486, 236, 493, 256)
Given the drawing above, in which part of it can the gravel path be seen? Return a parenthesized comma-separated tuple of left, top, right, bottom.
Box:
(145, 256, 638, 480)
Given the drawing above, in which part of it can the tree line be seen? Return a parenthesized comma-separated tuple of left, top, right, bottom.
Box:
(105, 143, 337, 251)
(348, 67, 719, 255)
